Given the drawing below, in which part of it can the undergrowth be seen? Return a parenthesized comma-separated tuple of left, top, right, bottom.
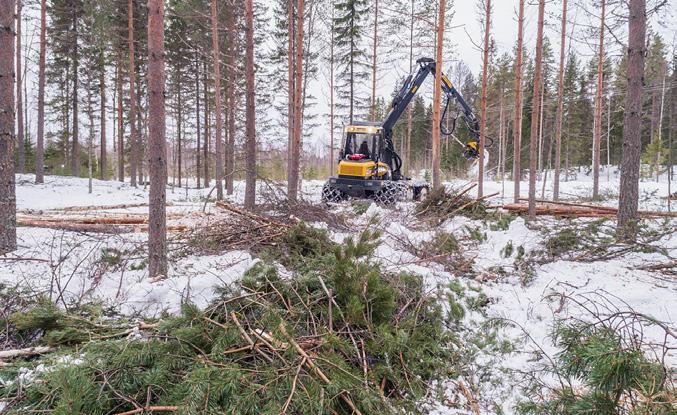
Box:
(0, 227, 462, 414)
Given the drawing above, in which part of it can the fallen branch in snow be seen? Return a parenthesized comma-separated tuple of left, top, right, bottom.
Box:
(113, 406, 178, 415)
(502, 202, 677, 218)
(0, 346, 54, 360)
(635, 261, 677, 275)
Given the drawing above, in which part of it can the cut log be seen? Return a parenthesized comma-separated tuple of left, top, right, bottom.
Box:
(0, 346, 54, 360)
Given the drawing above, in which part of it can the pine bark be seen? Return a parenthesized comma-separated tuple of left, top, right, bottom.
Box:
(35, 0, 46, 183)
(592, 0, 606, 199)
(203, 62, 210, 188)
(16, 0, 24, 174)
(431, 0, 445, 189)
(147, 0, 167, 278)
(195, 55, 201, 189)
(225, 5, 236, 195)
(528, 0, 546, 219)
(478, 0, 491, 198)
(71, 15, 80, 177)
(512, 0, 525, 203)
(127, 0, 137, 187)
(243, 0, 256, 209)
(177, 75, 183, 187)
(289, 0, 304, 201)
(99, 53, 107, 180)
(617, 0, 646, 240)
(117, 56, 124, 182)
(0, 0, 16, 253)
(210, 0, 224, 200)
(370, 0, 378, 122)
(553, 0, 567, 201)
(286, 0, 296, 197)
(329, 8, 335, 176)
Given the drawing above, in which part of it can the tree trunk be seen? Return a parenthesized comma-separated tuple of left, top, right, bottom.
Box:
(225, 6, 236, 195)
(203, 61, 210, 188)
(512, 0, 525, 203)
(147, 0, 167, 278)
(16, 0, 24, 174)
(528, 0, 545, 219)
(177, 75, 183, 187)
(210, 0, 223, 200)
(0, 0, 16, 253)
(431, 0, 445, 189)
(195, 55, 201, 189)
(71, 15, 80, 177)
(592, 0, 606, 199)
(329, 6, 335, 176)
(117, 54, 124, 182)
(478, 0, 491, 197)
(35, 0, 46, 183)
(289, 0, 304, 201)
(87, 86, 94, 194)
(553, 0, 567, 201)
(99, 53, 107, 180)
(243, 0, 256, 209)
(617, 0, 646, 241)
(370, 0, 378, 122)
(127, 0, 137, 187)
(287, 0, 296, 196)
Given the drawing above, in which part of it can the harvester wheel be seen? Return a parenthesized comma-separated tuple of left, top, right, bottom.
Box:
(374, 181, 406, 205)
(321, 183, 346, 204)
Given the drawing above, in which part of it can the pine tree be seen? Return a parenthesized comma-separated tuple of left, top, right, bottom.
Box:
(333, 0, 369, 123)
(617, 0, 647, 241)
(148, 0, 167, 278)
(0, 0, 15, 252)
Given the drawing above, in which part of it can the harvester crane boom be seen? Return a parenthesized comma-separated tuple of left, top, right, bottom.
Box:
(380, 57, 481, 180)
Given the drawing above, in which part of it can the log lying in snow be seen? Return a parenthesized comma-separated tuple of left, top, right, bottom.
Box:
(503, 201, 677, 218)
(0, 346, 54, 360)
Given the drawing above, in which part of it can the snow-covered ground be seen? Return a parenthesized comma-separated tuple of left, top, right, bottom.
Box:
(2, 171, 675, 413)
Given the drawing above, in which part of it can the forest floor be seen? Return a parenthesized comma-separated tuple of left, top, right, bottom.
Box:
(1, 168, 675, 414)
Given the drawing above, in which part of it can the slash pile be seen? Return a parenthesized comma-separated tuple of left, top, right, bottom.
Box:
(0, 227, 456, 415)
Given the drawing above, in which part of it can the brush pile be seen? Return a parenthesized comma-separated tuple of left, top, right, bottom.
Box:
(415, 183, 492, 224)
(1, 227, 455, 414)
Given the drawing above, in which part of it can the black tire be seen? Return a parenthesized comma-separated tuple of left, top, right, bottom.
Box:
(321, 183, 346, 204)
(374, 181, 406, 205)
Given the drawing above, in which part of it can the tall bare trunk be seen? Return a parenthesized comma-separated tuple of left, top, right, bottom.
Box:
(243, 0, 256, 209)
(592, 0, 606, 199)
(99, 53, 107, 180)
(528, 0, 546, 219)
(329, 7, 335, 176)
(195, 55, 201, 189)
(210, 0, 223, 199)
(287, 0, 296, 192)
(71, 16, 80, 177)
(617, 0, 646, 240)
(553, 0, 567, 200)
(226, 5, 236, 195)
(370, 0, 378, 121)
(289, 0, 304, 201)
(127, 0, 137, 186)
(117, 57, 124, 182)
(478, 0, 491, 197)
(405, 0, 414, 175)
(147, 0, 167, 278)
(177, 75, 182, 187)
(35, 0, 46, 183)
(512, 0, 524, 203)
(16, 0, 24, 174)
(431, 0, 445, 189)
(0, 0, 16, 253)
(203, 62, 210, 187)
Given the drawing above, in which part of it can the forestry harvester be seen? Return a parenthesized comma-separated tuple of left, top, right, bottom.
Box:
(322, 57, 484, 205)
